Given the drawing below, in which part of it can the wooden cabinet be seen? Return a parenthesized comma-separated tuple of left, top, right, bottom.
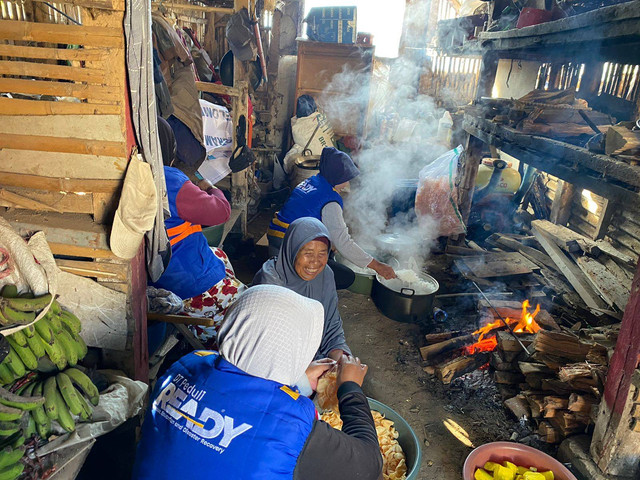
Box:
(295, 40, 375, 138)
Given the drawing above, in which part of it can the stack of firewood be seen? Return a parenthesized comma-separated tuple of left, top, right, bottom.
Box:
(498, 329, 612, 444)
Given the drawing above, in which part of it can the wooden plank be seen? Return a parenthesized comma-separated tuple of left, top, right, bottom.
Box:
(92, 192, 117, 224)
(0, 187, 93, 214)
(533, 219, 635, 266)
(0, 19, 123, 48)
(2, 210, 110, 251)
(0, 172, 121, 194)
(464, 114, 640, 190)
(0, 188, 65, 212)
(55, 258, 127, 282)
(30, 0, 121, 11)
(0, 149, 127, 179)
(0, 134, 126, 157)
(0, 44, 108, 61)
(151, 1, 233, 14)
(0, 98, 121, 115)
(532, 225, 608, 310)
(0, 78, 119, 103)
(0, 60, 105, 83)
(485, 233, 559, 272)
(574, 255, 630, 311)
(48, 242, 116, 259)
(549, 180, 575, 226)
(458, 251, 538, 278)
(195, 81, 239, 97)
(0, 114, 124, 141)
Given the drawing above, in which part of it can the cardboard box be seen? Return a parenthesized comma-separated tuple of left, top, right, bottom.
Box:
(306, 6, 357, 44)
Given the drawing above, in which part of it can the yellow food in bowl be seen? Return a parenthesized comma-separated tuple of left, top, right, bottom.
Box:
(475, 461, 554, 480)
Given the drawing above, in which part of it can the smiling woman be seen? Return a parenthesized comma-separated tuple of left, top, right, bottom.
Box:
(295, 237, 330, 281)
(253, 218, 351, 361)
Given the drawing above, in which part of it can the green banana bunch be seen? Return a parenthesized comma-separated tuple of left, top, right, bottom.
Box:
(0, 446, 25, 480)
(0, 299, 87, 385)
(0, 293, 52, 327)
(27, 368, 99, 436)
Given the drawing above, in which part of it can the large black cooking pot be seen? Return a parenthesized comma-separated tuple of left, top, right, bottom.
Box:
(371, 273, 439, 325)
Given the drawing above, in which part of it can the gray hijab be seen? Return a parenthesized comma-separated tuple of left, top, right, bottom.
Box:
(253, 217, 351, 358)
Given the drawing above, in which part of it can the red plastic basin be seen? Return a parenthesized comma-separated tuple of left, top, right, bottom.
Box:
(463, 442, 577, 480)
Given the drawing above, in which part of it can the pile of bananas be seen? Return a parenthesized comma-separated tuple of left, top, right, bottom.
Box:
(0, 285, 99, 479)
(0, 382, 45, 479)
(0, 290, 86, 384)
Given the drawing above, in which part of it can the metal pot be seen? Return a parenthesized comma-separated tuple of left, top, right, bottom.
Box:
(371, 272, 439, 324)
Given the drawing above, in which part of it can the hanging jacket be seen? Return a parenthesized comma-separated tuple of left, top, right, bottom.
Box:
(132, 351, 316, 480)
(267, 174, 343, 239)
(151, 166, 225, 299)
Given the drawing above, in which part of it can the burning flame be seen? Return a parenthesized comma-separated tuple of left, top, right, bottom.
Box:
(465, 300, 541, 355)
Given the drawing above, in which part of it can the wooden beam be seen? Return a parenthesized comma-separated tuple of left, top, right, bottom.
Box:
(0, 187, 93, 214)
(591, 256, 640, 477)
(574, 255, 630, 311)
(0, 44, 108, 61)
(0, 149, 127, 180)
(531, 224, 609, 310)
(0, 114, 124, 141)
(0, 134, 126, 157)
(0, 98, 121, 116)
(0, 188, 64, 213)
(151, 1, 233, 14)
(0, 78, 119, 103)
(0, 19, 123, 48)
(195, 81, 239, 97)
(30, 0, 123, 10)
(0, 172, 121, 194)
(549, 180, 575, 226)
(457, 135, 483, 226)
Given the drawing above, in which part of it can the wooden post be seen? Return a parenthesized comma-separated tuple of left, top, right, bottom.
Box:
(549, 180, 575, 226)
(231, 0, 250, 237)
(457, 134, 484, 226)
(590, 257, 640, 478)
(476, 52, 499, 100)
(203, 12, 216, 63)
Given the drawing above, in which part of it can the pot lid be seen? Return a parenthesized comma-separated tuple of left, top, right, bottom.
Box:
(377, 269, 439, 295)
(374, 233, 415, 252)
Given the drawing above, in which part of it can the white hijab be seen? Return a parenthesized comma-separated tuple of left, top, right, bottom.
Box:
(218, 285, 324, 386)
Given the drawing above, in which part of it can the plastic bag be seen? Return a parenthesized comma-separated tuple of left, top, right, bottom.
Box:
(415, 145, 466, 237)
(291, 111, 336, 154)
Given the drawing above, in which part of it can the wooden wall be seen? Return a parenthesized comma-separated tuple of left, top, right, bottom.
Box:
(0, 0, 128, 225)
(419, 54, 481, 107)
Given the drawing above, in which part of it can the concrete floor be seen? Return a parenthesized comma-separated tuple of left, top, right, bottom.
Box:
(340, 289, 519, 480)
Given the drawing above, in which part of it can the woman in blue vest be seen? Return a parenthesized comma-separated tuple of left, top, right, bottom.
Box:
(132, 285, 383, 480)
(268, 147, 396, 287)
(150, 116, 245, 348)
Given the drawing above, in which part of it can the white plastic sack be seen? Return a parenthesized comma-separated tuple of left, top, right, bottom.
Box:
(198, 99, 233, 184)
(415, 145, 467, 237)
(291, 111, 336, 154)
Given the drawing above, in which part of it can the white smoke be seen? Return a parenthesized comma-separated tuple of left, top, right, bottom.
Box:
(314, 53, 452, 270)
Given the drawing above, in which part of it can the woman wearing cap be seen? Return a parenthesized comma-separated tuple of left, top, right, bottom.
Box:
(150, 116, 245, 348)
(254, 218, 351, 362)
(267, 147, 396, 288)
(132, 285, 383, 480)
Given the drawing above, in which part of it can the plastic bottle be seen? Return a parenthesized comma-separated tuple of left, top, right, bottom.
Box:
(437, 111, 453, 145)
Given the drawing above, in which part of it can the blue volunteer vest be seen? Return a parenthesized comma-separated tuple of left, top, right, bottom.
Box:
(132, 351, 316, 480)
(267, 174, 343, 239)
(150, 166, 226, 299)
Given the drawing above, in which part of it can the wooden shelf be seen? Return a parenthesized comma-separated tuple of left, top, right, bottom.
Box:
(477, 0, 640, 62)
(463, 113, 640, 204)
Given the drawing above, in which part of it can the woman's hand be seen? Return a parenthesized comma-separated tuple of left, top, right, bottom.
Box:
(337, 354, 368, 387)
(197, 179, 215, 192)
(368, 259, 397, 280)
(305, 358, 336, 391)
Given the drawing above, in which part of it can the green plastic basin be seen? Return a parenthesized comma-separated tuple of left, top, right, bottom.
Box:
(202, 224, 224, 247)
(334, 252, 375, 296)
(368, 398, 422, 480)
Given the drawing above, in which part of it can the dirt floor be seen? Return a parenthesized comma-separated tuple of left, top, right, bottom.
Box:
(339, 289, 524, 479)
